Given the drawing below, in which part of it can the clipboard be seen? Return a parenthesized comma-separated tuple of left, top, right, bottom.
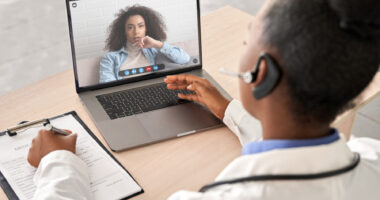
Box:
(0, 111, 144, 200)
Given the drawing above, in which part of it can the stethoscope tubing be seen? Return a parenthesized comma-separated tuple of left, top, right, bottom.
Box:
(200, 152, 360, 192)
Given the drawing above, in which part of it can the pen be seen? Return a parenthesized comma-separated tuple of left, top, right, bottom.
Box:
(44, 124, 71, 136)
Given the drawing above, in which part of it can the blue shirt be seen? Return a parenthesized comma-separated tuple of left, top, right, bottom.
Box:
(99, 42, 190, 83)
(242, 129, 340, 155)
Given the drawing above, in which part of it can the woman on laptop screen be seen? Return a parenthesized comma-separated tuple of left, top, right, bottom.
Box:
(99, 5, 190, 83)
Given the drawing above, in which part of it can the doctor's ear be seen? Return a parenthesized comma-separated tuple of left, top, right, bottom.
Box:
(252, 53, 282, 99)
(252, 58, 267, 87)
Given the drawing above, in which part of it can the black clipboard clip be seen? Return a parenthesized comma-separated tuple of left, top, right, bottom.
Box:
(2, 119, 51, 137)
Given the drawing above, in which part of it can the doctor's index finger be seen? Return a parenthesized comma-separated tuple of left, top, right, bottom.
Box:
(165, 74, 207, 85)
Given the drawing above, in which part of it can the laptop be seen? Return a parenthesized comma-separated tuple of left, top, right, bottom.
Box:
(65, 0, 231, 151)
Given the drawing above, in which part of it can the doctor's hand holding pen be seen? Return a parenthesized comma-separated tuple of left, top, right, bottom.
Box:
(165, 74, 230, 120)
(27, 129, 77, 168)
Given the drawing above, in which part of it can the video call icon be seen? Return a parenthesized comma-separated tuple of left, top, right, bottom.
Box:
(118, 64, 165, 77)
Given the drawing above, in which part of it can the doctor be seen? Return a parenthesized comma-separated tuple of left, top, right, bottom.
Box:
(27, 0, 380, 199)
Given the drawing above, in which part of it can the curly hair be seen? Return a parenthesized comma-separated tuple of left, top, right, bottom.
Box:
(105, 5, 167, 51)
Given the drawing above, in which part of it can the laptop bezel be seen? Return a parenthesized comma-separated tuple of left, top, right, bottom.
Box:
(65, 0, 203, 94)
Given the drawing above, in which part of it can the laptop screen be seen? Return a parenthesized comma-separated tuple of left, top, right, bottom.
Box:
(67, 0, 200, 88)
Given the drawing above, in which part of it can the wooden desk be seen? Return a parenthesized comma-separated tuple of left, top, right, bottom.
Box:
(0, 6, 379, 199)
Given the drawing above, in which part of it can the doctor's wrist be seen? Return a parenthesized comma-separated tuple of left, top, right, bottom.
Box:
(215, 99, 231, 120)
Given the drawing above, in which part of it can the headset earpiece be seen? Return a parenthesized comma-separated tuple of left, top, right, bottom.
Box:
(252, 53, 282, 99)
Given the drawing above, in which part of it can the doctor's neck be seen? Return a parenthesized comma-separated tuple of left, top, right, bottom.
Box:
(260, 106, 331, 140)
(257, 83, 331, 140)
(260, 111, 331, 141)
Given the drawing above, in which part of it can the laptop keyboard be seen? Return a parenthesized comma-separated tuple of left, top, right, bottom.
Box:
(96, 82, 194, 120)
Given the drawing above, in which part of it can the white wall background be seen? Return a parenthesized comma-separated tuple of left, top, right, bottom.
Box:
(70, 0, 199, 59)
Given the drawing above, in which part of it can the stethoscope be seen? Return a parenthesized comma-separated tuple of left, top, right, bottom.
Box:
(199, 152, 360, 192)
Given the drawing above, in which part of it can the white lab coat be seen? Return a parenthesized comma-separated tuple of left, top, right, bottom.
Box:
(33, 99, 380, 200)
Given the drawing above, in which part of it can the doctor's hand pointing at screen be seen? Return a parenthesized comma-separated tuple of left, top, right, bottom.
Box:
(165, 75, 230, 120)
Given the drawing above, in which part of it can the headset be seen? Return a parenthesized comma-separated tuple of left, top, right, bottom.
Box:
(220, 52, 281, 99)
(243, 53, 282, 99)
(199, 152, 360, 192)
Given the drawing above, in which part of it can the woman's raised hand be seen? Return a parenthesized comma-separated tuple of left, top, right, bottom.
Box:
(165, 74, 230, 120)
(132, 36, 163, 49)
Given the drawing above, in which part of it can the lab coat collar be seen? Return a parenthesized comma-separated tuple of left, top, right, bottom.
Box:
(242, 129, 340, 155)
(215, 135, 354, 181)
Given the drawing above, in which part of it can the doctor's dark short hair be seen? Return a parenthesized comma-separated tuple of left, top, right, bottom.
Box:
(262, 0, 380, 124)
(105, 5, 167, 51)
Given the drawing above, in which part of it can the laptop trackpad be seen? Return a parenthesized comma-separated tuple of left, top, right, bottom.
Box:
(136, 103, 221, 140)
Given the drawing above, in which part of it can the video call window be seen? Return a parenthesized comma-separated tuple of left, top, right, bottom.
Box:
(68, 0, 200, 87)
